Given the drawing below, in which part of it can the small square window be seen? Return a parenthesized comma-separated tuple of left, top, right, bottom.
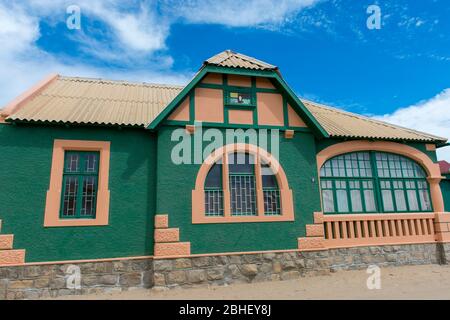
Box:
(225, 90, 255, 107)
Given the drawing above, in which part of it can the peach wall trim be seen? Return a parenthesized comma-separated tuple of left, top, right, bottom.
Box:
(195, 88, 224, 123)
(316, 140, 445, 213)
(287, 104, 307, 128)
(168, 97, 190, 121)
(192, 143, 294, 223)
(257, 92, 284, 126)
(1, 73, 58, 117)
(256, 77, 275, 89)
(154, 215, 191, 257)
(228, 75, 251, 87)
(284, 130, 294, 139)
(426, 144, 437, 151)
(43, 139, 111, 227)
(202, 73, 223, 85)
(228, 109, 254, 125)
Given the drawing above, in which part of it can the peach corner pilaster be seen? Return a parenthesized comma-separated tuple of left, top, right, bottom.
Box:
(298, 212, 326, 251)
(428, 177, 446, 213)
(434, 213, 450, 242)
(154, 215, 190, 257)
(0, 235, 14, 250)
(0, 250, 26, 266)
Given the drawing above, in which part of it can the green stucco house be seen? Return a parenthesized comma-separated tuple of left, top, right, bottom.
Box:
(0, 50, 449, 271)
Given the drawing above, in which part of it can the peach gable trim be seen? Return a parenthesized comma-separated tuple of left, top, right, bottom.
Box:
(426, 144, 437, 151)
(43, 139, 111, 227)
(256, 77, 275, 89)
(257, 93, 284, 126)
(192, 143, 294, 224)
(202, 73, 223, 85)
(316, 140, 445, 213)
(228, 75, 251, 87)
(1, 73, 58, 117)
(228, 109, 254, 125)
(195, 88, 224, 123)
(287, 104, 307, 127)
(168, 97, 190, 121)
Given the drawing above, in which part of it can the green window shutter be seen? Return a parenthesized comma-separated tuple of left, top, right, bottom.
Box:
(60, 151, 100, 219)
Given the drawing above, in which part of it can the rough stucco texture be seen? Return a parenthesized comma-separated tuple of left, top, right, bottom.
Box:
(156, 126, 322, 254)
(0, 124, 156, 262)
(442, 177, 450, 212)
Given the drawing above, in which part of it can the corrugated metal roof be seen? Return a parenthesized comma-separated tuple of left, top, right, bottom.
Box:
(7, 76, 184, 127)
(205, 50, 277, 71)
(302, 99, 447, 142)
(3, 53, 447, 143)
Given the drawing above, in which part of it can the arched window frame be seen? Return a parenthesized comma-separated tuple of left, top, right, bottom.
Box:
(316, 140, 445, 214)
(192, 143, 294, 223)
(320, 151, 433, 214)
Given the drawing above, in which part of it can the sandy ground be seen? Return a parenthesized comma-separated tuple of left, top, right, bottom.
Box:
(52, 264, 450, 300)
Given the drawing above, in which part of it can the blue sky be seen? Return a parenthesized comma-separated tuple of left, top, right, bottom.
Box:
(0, 0, 449, 159)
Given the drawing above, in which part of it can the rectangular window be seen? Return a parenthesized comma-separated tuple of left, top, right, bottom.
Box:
(225, 89, 255, 107)
(61, 151, 99, 219)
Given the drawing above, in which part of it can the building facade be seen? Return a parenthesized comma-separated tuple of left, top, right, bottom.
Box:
(0, 51, 449, 296)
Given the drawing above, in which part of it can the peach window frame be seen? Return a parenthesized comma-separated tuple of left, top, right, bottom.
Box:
(192, 143, 294, 223)
(316, 140, 446, 214)
(44, 139, 111, 227)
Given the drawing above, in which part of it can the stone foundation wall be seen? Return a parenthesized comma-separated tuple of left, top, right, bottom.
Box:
(153, 243, 444, 289)
(1, 243, 449, 299)
(0, 258, 153, 300)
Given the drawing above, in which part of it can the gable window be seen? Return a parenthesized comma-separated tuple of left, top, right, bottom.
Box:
(320, 151, 433, 214)
(193, 144, 294, 223)
(61, 151, 99, 219)
(225, 89, 255, 107)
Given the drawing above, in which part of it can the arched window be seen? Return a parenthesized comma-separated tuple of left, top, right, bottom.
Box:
(320, 152, 433, 214)
(193, 144, 294, 223)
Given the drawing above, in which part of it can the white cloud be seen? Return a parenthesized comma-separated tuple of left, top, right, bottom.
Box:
(0, 0, 320, 107)
(161, 0, 320, 28)
(373, 89, 450, 161)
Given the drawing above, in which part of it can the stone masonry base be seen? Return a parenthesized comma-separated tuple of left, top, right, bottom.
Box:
(2, 243, 450, 299)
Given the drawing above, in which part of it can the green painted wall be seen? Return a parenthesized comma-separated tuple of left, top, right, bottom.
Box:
(156, 126, 322, 254)
(442, 175, 450, 212)
(0, 124, 156, 262)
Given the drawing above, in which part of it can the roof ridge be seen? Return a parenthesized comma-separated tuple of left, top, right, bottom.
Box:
(59, 76, 185, 89)
(301, 98, 447, 141)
